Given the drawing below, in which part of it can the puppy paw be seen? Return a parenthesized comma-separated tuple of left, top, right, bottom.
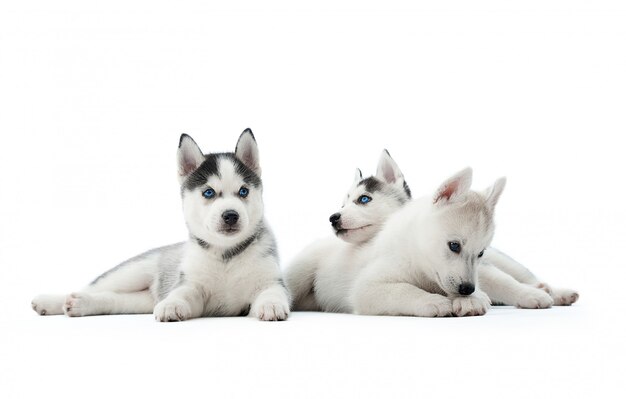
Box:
(535, 282, 554, 295)
(251, 299, 290, 321)
(31, 294, 65, 316)
(154, 299, 191, 322)
(452, 291, 491, 316)
(415, 295, 453, 317)
(64, 292, 94, 317)
(516, 287, 554, 309)
(550, 287, 579, 306)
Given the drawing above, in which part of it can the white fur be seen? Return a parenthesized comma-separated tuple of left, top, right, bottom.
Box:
(479, 248, 579, 307)
(286, 158, 579, 317)
(285, 150, 411, 312)
(352, 168, 500, 316)
(153, 239, 286, 321)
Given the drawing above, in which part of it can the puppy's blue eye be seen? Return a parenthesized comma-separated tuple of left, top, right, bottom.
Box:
(358, 195, 372, 204)
(448, 241, 461, 253)
(239, 187, 249, 198)
(202, 188, 216, 199)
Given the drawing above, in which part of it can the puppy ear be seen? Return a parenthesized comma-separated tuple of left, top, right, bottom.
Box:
(235, 128, 261, 176)
(353, 168, 363, 183)
(483, 177, 506, 210)
(177, 134, 205, 182)
(433, 167, 473, 205)
(376, 149, 404, 185)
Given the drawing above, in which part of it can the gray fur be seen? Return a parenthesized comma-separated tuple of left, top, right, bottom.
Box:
(192, 236, 211, 249)
(222, 223, 265, 262)
(154, 244, 186, 300)
(90, 243, 183, 286)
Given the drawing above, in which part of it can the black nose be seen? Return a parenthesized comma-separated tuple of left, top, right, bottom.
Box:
(458, 283, 475, 296)
(329, 213, 341, 226)
(222, 210, 239, 226)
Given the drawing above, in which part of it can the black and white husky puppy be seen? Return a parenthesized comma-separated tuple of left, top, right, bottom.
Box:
(286, 152, 578, 316)
(32, 129, 290, 322)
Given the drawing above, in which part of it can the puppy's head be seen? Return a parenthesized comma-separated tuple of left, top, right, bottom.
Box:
(177, 129, 264, 248)
(330, 150, 411, 244)
(423, 168, 506, 297)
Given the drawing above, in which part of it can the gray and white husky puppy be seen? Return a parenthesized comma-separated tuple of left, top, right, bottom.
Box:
(286, 153, 578, 316)
(32, 129, 290, 322)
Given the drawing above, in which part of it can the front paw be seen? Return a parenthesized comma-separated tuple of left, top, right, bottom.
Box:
(535, 283, 578, 306)
(516, 287, 554, 309)
(415, 294, 453, 317)
(64, 292, 93, 317)
(31, 294, 65, 316)
(452, 291, 491, 316)
(251, 299, 289, 321)
(549, 287, 579, 306)
(154, 299, 191, 322)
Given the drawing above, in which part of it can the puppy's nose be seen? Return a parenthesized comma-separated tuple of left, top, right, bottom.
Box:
(222, 210, 239, 226)
(329, 213, 341, 226)
(458, 283, 475, 296)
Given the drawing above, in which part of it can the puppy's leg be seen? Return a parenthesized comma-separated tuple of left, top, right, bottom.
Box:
(64, 290, 155, 317)
(32, 245, 164, 316)
(284, 256, 321, 311)
(545, 286, 579, 306)
(483, 248, 540, 285)
(353, 279, 452, 317)
(153, 284, 205, 322)
(63, 255, 158, 316)
(479, 263, 553, 309)
(250, 282, 290, 321)
(484, 248, 578, 306)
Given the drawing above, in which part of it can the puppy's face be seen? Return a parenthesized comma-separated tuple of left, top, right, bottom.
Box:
(331, 151, 411, 245)
(182, 155, 263, 246)
(177, 130, 264, 248)
(422, 169, 506, 297)
(426, 195, 494, 296)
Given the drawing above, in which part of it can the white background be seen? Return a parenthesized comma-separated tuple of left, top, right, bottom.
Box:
(1, 1, 624, 398)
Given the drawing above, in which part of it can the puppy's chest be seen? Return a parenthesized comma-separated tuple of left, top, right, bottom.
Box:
(187, 259, 250, 286)
(185, 260, 257, 311)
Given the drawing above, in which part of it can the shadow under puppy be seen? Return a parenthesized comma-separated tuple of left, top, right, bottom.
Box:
(32, 129, 290, 322)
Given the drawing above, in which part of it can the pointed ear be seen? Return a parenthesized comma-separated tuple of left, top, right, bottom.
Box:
(483, 177, 506, 210)
(433, 167, 473, 205)
(353, 168, 363, 183)
(235, 128, 261, 176)
(177, 134, 205, 182)
(376, 149, 404, 185)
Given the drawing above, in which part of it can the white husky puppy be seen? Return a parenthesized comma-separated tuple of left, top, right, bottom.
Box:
(32, 129, 290, 322)
(285, 151, 411, 312)
(288, 156, 578, 316)
(352, 168, 504, 316)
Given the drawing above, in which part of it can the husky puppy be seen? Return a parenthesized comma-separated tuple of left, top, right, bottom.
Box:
(285, 150, 411, 312)
(31, 129, 290, 322)
(351, 168, 504, 316)
(288, 156, 578, 316)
